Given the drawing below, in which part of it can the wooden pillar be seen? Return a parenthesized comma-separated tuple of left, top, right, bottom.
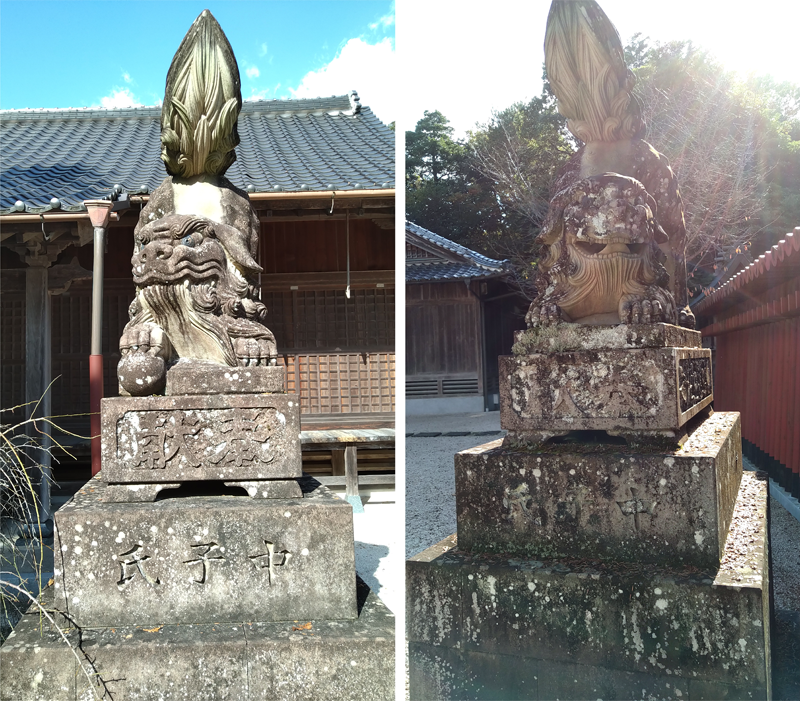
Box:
(331, 448, 345, 476)
(344, 446, 359, 499)
(344, 445, 363, 512)
(24, 263, 52, 526)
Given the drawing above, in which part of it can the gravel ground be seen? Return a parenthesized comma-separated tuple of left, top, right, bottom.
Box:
(323, 486, 401, 615)
(352, 493, 401, 615)
(406, 412, 503, 558)
(766, 481, 800, 611)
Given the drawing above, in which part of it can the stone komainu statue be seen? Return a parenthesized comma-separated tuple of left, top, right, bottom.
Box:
(527, 0, 695, 328)
(118, 10, 277, 396)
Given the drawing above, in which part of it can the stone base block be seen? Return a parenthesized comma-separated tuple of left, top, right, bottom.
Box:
(407, 472, 771, 700)
(53, 477, 357, 626)
(0, 578, 394, 701)
(512, 322, 702, 354)
(101, 393, 302, 483)
(499, 345, 712, 434)
(166, 360, 286, 395)
(409, 644, 765, 701)
(456, 412, 742, 569)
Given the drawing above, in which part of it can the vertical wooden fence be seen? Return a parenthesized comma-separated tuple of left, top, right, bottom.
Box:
(696, 228, 800, 501)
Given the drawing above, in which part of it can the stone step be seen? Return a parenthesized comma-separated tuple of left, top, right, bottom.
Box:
(455, 412, 743, 570)
(407, 471, 771, 701)
(1, 578, 394, 701)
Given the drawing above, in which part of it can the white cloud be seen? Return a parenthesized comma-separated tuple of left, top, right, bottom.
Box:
(246, 65, 260, 79)
(259, 42, 268, 57)
(369, 1, 394, 32)
(370, 11, 394, 31)
(246, 88, 271, 102)
(99, 88, 142, 109)
(122, 71, 132, 84)
(289, 37, 396, 124)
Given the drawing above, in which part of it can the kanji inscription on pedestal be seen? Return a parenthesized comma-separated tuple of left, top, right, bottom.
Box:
(102, 394, 302, 482)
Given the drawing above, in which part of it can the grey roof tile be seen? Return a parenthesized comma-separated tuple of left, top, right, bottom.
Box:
(406, 261, 505, 282)
(0, 93, 393, 213)
(405, 221, 507, 282)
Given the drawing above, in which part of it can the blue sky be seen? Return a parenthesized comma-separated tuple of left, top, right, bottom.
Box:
(0, 0, 396, 123)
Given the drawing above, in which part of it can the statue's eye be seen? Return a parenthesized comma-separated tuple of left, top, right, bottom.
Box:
(181, 233, 200, 247)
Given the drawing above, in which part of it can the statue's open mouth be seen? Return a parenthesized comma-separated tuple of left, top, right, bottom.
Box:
(133, 259, 223, 287)
(574, 240, 646, 258)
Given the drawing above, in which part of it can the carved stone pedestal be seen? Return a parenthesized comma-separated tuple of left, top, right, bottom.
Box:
(408, 428, 771, 701)
(2, 388, 394, 699)
(52, 476, 357, 626)
(501, 324, 712, 440)
(101, 393, 302, 483)
(408, 323, 771, 701)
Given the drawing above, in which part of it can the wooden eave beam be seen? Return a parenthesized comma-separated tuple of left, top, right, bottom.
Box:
(0, 212, 121, 224)
(259, 211, 394, 223)
(260, 269, 394, 291)
(249, 189, 395, 201)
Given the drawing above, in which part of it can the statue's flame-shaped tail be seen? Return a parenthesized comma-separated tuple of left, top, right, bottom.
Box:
(161, 9, 242, 178)
(545, 0, 642, 143)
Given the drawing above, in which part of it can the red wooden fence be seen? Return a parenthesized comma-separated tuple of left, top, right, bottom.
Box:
(695, 228, 800, 500)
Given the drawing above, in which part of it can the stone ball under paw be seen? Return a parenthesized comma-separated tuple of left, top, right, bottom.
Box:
(118, 354, 166, 396)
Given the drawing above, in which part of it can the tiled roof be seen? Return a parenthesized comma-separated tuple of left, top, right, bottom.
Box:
(693, 228, 800, 316)
(0, 93, 394, 214)
(406, 221, 506, 282)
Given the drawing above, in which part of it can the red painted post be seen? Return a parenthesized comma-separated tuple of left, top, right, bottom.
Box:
(792, 318, 800, 482)
(781, 319, 791, 472)
(84, 200, 114, 476)
(774, 320, 784, 467)
(766, 321, 777, 462)
(779, 319, 792, 469)
(89, 354, 104, 474)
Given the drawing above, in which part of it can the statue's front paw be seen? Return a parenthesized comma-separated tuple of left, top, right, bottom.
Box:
(619, 293, 676, 324)
(679, 306, 696, 329)
(120, 322, 171, 359)
(526, 303, 564, 327)
(118, 322, 171, 395)
(233, 334, 277, 367)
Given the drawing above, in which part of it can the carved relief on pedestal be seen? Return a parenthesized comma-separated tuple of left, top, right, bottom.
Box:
(678, 357, 712, 413)
(116, 407, 283, 470)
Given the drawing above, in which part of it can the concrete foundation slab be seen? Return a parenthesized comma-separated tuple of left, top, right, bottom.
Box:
(407, 472, 770, 700)
(53, 477, 357, 626)
(101, 393, 302, 483)
(455, 412, 742, 569)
